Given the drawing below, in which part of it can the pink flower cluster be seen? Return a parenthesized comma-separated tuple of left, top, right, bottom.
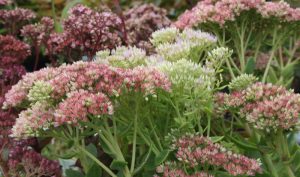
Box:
(4, 61, 170, 137)
(156, 161, 214, 177)
(12, 102, 54, 137)
(55, 90, 113, 126)
(174, 0, 300, 28)
(62, 4, 123, 59)
(0, 35, 31, 66)
(216, 82, 300, 131)
(0, 8, 36, 34)
(172, 134, 261, 176)
(0, 0, 10, 6)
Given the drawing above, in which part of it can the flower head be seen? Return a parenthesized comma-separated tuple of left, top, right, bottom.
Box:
(62, 4, 123, 59)
(174, 0, 300, 28)
(216, 82, 300, 132)
(54, 90, 113, 126)
(170, 134, 262, 176)
(228, 74, 257, 91)
(96, 46, 147, 68)
(125, 4, 171, 52)
(151, 27, 179, 47)
(0, 35, 31, 66)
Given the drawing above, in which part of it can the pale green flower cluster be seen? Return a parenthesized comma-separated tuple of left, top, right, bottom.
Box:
(156, 59, 215, 93)
(150, 27, 179, 47)
(28, 81, 53, 103)
(151, 27, 217, 62)
(207, 47, 233, 68)
(228, 74, 258, 91)
(156, 41, 192, 62)
(179, 28, 217, 46)
(96, 46, 147, 68)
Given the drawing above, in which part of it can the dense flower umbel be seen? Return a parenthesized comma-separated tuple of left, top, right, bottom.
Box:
(0, 35, 31, 66)
(124, 4, 171, 52)
(8, 142, 61, 177)
(174, 0, 300, 28)
(151, 27, 217, 62)
(62, 4, 123, 59)
(216, 82, 300, 132)
(155, 161, 214, 177)
(172, 134, 261, 176)
(0, 8, 36, 34)
(96, 46, 147, 68)
(55, 90, 113, 126)
(21, 17, 54, 46)
(228, 74, 257, 91)
(4, 61, 170, 137)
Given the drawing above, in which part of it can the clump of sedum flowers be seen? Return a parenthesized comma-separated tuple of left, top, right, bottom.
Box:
(175, 0, 300, 86)
(4, 21, 300, 177)
(4, 61, 170, 137)
(156, 134, 261, 177)
(217, 82, 300, 132)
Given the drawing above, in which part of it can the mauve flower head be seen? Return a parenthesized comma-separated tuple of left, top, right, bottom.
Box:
(0, 35, 31, 66)
(0, 0, 10, 6)
(62, 4, 123, 59)
(21, 17, 54, 45)
(216, 82, 300, 132)
(0, 8, 36, 34)
(0, 65, 26, 85)
(125, 3, 171, 52)
(8, 144, 61, 176)
(170, 134, 261, 176)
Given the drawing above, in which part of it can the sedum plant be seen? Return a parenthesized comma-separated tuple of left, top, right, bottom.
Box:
(3, 27, 245, 177)
(175, 0, 300, 87)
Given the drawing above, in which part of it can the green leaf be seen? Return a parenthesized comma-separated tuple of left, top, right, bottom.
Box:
(110, 160, 128, 170)
(86, 144, 97, 158)
(210, 136, 224, 143)
(133, 147, 152, 175)
(281, 64, 294, 78)
(267, 68, 278, 84)
(155, 150, 170, 166)
(227, 135, 258, 151)
(245, 57, 255, 74)
(65, 169, 84, 177)
(81, 144, 98, 171)
(85, 163, 102, 177)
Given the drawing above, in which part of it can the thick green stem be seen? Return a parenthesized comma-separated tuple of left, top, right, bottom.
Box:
(277, 131, 295, 177)
(101, 123, 131, 176)
(130, 101, 139, 174)
(262, 48, 276, 83)
(285, 166, 296, 177)
(80, 147, 117, 177)
(262, 154, 279, 177)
